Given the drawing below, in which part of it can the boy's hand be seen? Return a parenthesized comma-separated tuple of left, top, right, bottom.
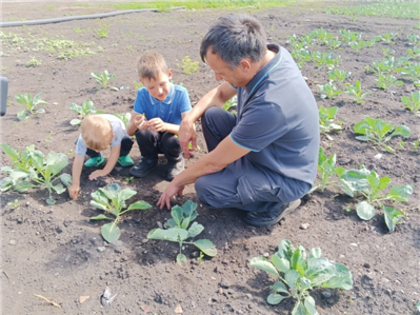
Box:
(135, 115, 148, 130)
(89, 170, 108, 180)
(148, 118, 165, 132)
(68, 184, 80, 200)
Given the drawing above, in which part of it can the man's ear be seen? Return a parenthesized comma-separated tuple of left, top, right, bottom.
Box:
(239, 59, 252, 72)
(168, 69, 173, 80)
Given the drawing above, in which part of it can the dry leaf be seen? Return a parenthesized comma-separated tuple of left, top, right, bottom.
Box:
(174, 304, 183, 314)
(79, 296, 89, 304)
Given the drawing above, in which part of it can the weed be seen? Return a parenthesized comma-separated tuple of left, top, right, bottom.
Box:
(26, 57, 41, 67)
(7, 199, 20, 210)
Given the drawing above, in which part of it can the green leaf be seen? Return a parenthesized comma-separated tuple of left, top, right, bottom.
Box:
(304, 296, 319, 315)
(292, 301, 307, 315)
(271, 254, 290, 273)
(44, 152, 68, 177)
(119, 187, 137, 201)
(416, 300, 420, 312)
(90, 200, 110, 211)
(70, 119, 81, 126)
(193, 239, 217, 257)
(127, 200, 152, 211)
(383, 205, 404, 233)
(322, 263, 353, 290)
(147, 227, 189, 242)
(1, 143, 20, 160)
(35, 108, 45, 114)
(392, 125, 411, 137)
(101, 222, 121, 243)
(60, 173, 72, 187)
(171, 205, 183, 227)
(90, 214, 113, 221)
(309, 247, 322, 259)
(306, 257, 335, 285)
(99, 183, 120, 200)
(356, 201, 376, 220)
(176, 253, 188, 267)
(250, 257, 280, 277)
(277, 239, 293, 259)
(52, 183, 65, 194)
(271, 281, 289, 294)
(17, 110, 27, 121)
(46, 198, 56, 205)
(387, 184, 413, 202)
(0, 177, 14, 192)
(291, 247, 307, 275)
(285, 270, 301, 295)
(187, 221, 204, 238)
(181, 199, 198, 217)
(267, 293, 286, 305)
(14, 180, 36, 191)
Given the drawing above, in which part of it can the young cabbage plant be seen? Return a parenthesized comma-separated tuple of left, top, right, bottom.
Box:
(319, 105, 343, 140)
(222, 95, 237, 115)
(394, 63, 420, 87)
(406, 47, 420, 59)
(345, 80, 371, 104)
(113, 112, 132, 127)
(353, 116, 411, 153)
(90, 183, 152, 243)
(147, 200, 217, 267)
(250, 239, 353, 315)
(375, 74, 404, 91)
(0, 143, 72, 205)
(310, 147, 344, 193)
(401, 90, 420, 115)
(327, 69, 351, 83)
(69, 100, 104, 125)
(338, 165, 413, 232)
(317, 83, 343, 99)
(15, 92, 48, 121)
(91, 70, 118, 91)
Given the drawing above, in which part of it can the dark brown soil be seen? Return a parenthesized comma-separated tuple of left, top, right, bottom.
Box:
(1, 2, 419, 315)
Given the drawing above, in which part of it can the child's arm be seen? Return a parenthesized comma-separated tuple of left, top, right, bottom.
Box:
(68, 154, 84, 199)
(127, 112, 146, 136)
(88, 145, 121, 180)
(148, 118, 179, 134)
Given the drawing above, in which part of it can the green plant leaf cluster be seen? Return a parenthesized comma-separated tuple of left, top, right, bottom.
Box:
(69, 100, 104, 125)
(89, 183, 152, 243)
(177, 56, 199, 75)
(317, 83, 343, 99)
(222, 95, 237, 114)
(311, 147, 344, 193)
(91, 70, 118, 90)
(0, 143, 71, 204)
(345, 80, 371, 104)
(147, 200, 217, 267)
(353, 116, 411, 153)
(15, 92, 48, 121)
(250, 239, 353, 315)
(338, 165, 413, 232)
(401, 90, 420, 115)
(319, 106, 343, 139)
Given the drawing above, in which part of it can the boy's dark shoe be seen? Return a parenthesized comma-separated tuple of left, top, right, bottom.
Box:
(84, 155, 105, 167)
(129, 157, 158, 178)
(165, 158, 184, 181)
(244, 199, 301, 227)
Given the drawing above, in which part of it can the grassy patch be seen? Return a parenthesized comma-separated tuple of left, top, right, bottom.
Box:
(325, 1, 419, 19)
(112, 0, 296, 11)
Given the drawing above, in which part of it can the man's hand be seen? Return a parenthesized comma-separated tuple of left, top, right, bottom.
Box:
(89, 169, 108, 180)
(68, 184, 80, 200)
(179, 117, 197, 159)
(148, 118, 165, 132)
(157, 181, 185, 210)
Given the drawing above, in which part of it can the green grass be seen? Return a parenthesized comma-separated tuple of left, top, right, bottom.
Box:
(113, 0, 296, 11)
(326, 1, 419, 19)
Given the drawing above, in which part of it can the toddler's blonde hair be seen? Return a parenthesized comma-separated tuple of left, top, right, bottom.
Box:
(81, 115, 113, 151)
(137, 51, 169, 80)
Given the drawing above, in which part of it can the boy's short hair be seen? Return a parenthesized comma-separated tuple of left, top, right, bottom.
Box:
(137, 51, 169, 80)
(81, 115, 113, 151)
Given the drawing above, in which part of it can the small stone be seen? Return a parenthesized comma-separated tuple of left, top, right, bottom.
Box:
(300, 223, 310, 230)
(363, 263, 371, 269)
(350, 243, 358, 247)
(263, 252, 269, 257)
(142, 239, 148, 243)
(322, 291, 332, 298)
(174, 304, 183, 314)
(79, 296, 89, 304)
(97, 246, 106, 252)
(9, 240, 16, 245)
(374, 153, 382, 160)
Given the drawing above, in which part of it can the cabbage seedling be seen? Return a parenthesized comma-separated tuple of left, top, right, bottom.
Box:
(319, 105, 343, 140)
(89, 183, 152, 243)
(147, 200, 217, 267)
(353, 116, 411, 153)
(91, 70, 118, 91)
(345, 80, 371, 104)
(375, 74, 404, 91)
(338, 165, 413, 232)
(310, 147, 344, 193)
(69, 100, 104, 125)
(15, 92, 48, 121)
(317, 83, 343, 99)
(250, 239, 353, 315)
(401, 90, 420, 115)
(0, 143, 72, 205)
